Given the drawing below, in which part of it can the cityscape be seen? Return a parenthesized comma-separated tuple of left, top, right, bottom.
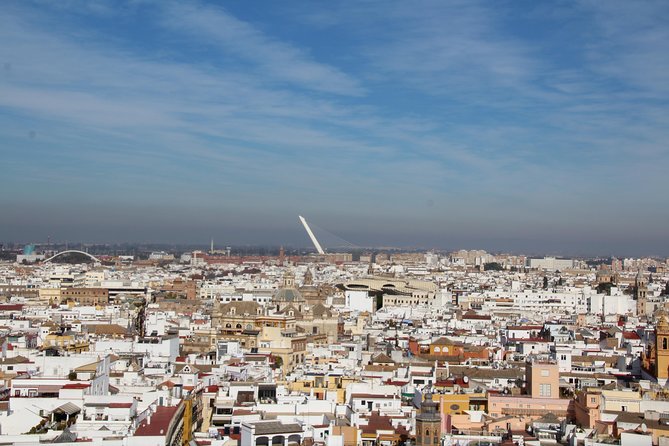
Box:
(1, 220, 669, 446)
(2, 1, 669, 446)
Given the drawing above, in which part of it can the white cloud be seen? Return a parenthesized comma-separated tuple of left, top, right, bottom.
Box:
(159, 2, 364, 96)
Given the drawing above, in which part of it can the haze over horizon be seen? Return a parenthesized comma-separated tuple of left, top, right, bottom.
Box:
(2, 1, 668, 257)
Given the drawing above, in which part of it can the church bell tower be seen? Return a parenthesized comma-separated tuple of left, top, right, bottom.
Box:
(416, 393, 441, 446)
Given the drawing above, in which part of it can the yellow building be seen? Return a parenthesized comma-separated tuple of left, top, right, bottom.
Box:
(42, 333, 89, 353)
(655, 315, 669, 382)
(287, 375, 357, 403)
(435, 392, 487, 415)
(258, 326, 306, 374)
(38, 287, 61, 304)
(600, 389, 641, 413)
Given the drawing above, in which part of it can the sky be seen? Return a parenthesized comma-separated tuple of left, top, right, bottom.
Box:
(1, 0, 668, 256)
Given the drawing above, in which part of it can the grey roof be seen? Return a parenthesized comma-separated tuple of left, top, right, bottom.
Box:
(252, 421, 303, 435)
(273, 288, 304, 303)
(53, 402, 81, 416)
(220, 301, 261, 314)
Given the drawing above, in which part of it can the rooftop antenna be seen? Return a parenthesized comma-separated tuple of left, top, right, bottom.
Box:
(299, 215, 325, 255)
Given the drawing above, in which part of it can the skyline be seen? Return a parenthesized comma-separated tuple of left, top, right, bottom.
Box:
(2, 1, 669, 256)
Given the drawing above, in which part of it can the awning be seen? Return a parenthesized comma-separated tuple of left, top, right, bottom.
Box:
(53, 402, 81, 416)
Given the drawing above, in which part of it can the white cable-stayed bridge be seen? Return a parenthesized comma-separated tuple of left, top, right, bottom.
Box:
(298, 215, 360, 254)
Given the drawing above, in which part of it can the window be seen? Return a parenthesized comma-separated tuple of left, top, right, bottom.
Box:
(540, 384, 552, 397)
(541, 369, 550, 377)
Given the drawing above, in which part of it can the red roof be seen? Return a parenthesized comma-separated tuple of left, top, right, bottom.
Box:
(622, 331, 640, 340)
(507, 325, 543, 330)
(109, 403, 133, 408)
(385, 380, 409, 386)
(435, 377, 470, 388)
(463, 314, 491, 320)
(62, 383, 91, 389)
(135, 405, 180, 436)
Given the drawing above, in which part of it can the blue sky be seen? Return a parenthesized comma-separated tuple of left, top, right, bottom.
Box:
(1, 0, 668, 256)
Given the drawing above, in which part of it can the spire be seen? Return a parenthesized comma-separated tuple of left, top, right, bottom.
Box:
(304, 268, 313, 286)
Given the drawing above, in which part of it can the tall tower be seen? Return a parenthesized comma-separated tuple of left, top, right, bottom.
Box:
(415, 393, 441, 446)
(282, 270, 295, 288)
(655, 314, 669, 383)
(303, 268, 313, 286)
(636, 270, 648, 317)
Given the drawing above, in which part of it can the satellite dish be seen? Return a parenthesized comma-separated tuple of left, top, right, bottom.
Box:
(463, 376, 469, 383)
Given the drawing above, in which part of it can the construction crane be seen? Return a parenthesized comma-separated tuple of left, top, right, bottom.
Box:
(299, 215, 325, 255)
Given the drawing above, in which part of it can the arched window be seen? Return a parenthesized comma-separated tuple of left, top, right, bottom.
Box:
(663, 337, 667, 350)
(236, 324, 242, 329)
(425, 430, 429, 436)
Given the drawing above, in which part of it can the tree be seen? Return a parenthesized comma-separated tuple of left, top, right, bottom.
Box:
(543, 276, 549, 290)
(484, 262, 503, 271)
(597, 282, 613, 296)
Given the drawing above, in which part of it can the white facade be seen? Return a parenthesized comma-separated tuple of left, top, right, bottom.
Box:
(344, 290, 375, 313)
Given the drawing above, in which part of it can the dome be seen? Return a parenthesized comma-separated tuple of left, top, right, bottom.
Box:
(273, 287, 303, 302)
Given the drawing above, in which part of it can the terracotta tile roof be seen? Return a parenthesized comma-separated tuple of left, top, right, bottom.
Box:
(134, 405, 180, 436)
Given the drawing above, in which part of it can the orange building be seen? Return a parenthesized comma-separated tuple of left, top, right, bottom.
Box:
(574, 388, 601, 429)
(488, 361, 570, 421)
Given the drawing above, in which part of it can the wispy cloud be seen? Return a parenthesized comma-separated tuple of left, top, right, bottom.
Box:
(159, 2, 364, 97)
(1, 0, 668, 253)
